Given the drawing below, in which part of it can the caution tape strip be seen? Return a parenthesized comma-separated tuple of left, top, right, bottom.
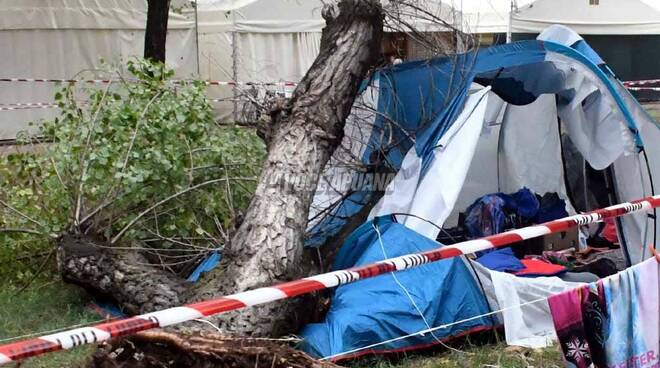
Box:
(627, 87, 660, 91)
(0, 103, 59, 111)
(0, 194, 659, 364)
(0, 78, 297, 87)
(623, 79, 660, 87)
(0, 98, 232, 112)
(3, 76, 660, 89)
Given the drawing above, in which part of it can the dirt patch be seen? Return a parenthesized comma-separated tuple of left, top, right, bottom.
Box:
(88, 330, 339, 368)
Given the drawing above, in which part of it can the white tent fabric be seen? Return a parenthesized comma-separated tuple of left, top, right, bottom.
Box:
(194, 0, 324, 120)
(471, 261, 583, 348)
(0, 0, 197, 140)
(512, 0, 660, 35)
(610, 79, 660, 265)
(369, 86, 492, 240)
(499, 94, 568, 198)
(453, 0, 533, 33)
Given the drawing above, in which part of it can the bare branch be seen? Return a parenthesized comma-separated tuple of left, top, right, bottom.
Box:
(0, 228, 44, 236)
(110, 177, 256, 244)
(74, 83, 113, 227)
(0, 199, 44, 228)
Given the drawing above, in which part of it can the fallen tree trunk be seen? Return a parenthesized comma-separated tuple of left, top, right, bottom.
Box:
(59, 0, 383, 338)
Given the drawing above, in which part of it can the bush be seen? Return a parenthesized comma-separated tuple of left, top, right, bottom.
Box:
(0, 60, 265, 283)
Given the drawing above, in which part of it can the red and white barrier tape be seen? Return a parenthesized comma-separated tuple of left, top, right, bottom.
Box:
(627, 87, 660, 92)
(0, 103, 60, 111)
(623, 79, 660, 87)
(0, 98, 232, 112)
(0, 194, 659, 364)
(0, 77, 297, 87)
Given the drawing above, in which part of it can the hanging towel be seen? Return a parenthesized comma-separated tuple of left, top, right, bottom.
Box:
(548, 258, 659, 368)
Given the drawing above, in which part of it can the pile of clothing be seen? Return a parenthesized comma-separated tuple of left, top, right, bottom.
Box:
(455, 188, 618, 282)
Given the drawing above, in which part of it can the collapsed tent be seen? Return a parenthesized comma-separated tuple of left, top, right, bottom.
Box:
(300, 216, 495, 358)
(302, 25, 660, 358)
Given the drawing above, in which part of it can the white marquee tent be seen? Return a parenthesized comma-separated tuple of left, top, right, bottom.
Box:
(512, 0, 660, 35)
(0, 0, 197, 140)
(3, 0, 660, 139)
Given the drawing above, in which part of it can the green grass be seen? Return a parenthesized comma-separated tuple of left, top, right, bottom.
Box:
(1, 281, 564, 368)
(642, 102, 660, 121)
(348, 341, 563, 368)
(0, 282, 100, 368)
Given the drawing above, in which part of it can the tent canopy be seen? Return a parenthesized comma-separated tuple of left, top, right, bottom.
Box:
(193, 0, 527, 34)
(309, 25, 659, 263)
(194, 0, 325, 33)
(512, 0, 660, 34)
(0, 0, 192, 30)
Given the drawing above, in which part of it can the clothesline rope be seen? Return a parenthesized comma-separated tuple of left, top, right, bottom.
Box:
(0, 194, 658, 365)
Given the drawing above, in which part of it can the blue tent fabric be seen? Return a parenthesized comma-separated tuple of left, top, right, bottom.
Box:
(300, 217, 495, 359)
(187, 251, 222, 282)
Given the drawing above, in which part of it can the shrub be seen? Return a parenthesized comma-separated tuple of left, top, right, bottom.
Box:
(0, 60, 265, 283)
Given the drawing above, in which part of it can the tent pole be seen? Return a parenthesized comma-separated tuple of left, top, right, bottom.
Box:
(231, 8, 239, 123)
(194, 0, 200, 76)
(506, 1, 513, 43)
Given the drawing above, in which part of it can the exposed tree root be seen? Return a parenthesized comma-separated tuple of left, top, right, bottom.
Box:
(89, 331, 340, 368)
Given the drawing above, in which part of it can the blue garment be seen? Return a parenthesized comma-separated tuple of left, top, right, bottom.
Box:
(475, 248, 525, 273)
(464, 195, 509, 240)
(534, 193, 568, 224)
(511, 188, 540, 219)
(300, 217, 494, 359)
(464, 188, 539, 240)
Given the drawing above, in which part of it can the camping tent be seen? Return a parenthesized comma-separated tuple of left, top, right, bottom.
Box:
(302, 25, 660, 358)
(0, 0, 197, 140)
(511, 0, 660, 81)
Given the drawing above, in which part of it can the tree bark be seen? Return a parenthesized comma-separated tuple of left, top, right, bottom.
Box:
(59, 0, 383, 338)
(144, 0, 171, 63)
(191, 0, 384, 336)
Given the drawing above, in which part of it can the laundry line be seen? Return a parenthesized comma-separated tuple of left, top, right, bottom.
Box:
(0, 194, 658, 365)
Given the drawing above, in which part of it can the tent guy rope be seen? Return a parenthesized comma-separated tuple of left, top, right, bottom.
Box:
(0, 194, 659, 365)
